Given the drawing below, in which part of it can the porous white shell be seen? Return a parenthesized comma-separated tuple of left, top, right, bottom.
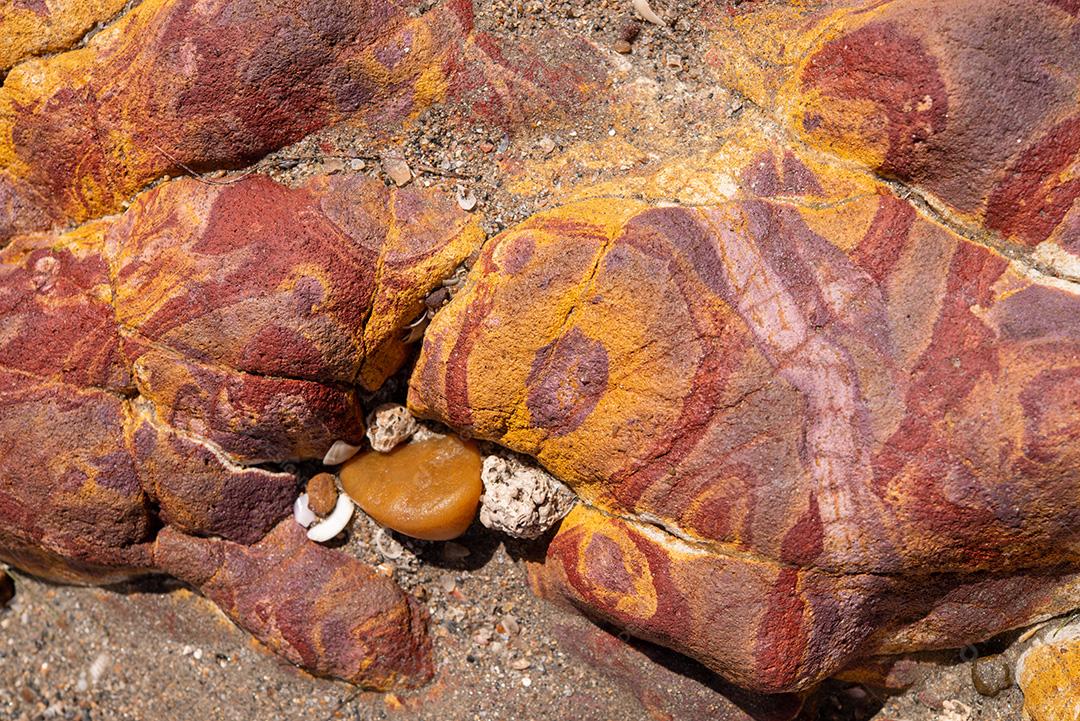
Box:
(322, 440, 361, 466)
(366, 404, 420, 453)
(479, 454, 576, 539)
(293, 493, 316, 528)
(306, 494, 354, 542)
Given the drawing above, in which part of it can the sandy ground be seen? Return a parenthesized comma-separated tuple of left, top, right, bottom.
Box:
(0, 526, 1030, 721)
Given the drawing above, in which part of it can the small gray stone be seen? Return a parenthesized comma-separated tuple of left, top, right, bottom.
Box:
(971, 653, 1012, 697)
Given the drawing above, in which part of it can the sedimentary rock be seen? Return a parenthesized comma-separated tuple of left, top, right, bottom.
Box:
(155, 521, 432, 687)
(708, 0, 1080, 275)
(1016, 616, 1080, 721)
(410, 165, 1080, 691)
(0, 172, 480, 684)
(0, 0, 128, 71)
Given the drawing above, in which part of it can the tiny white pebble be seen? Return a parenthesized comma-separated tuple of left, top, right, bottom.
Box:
(521, 676, 532, 687)
(193, 648, 203, 660)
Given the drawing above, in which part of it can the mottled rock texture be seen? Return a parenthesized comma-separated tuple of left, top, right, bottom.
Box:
(1017, 617, 1080, 721)
(549, 610, 805, 721)
(0, 173, 480, 686)
(155, 521, 432, 688)
(408, 0, 1080, 694)
(707, 0, 1080, 277)
(0, 0, 605, 243)
(411, 157, 1080, 690)
(0, 0, 128, 71)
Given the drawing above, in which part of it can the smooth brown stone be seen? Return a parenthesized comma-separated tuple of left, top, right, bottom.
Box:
(340, 436, 483, 541)
(306, 473, 339, 517)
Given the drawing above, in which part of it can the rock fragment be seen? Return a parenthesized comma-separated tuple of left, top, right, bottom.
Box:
(479, 454, 575, 539)
(1017, 616, 1080, 721)
(306, 474, 339, 517)
(970, 654, 1012, 697)
(382, 155, 413, 187)
(366, 404, 421, 453)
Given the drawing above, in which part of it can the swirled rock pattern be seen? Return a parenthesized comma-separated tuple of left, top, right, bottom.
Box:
(0, 0, 474, 241)
(0, 0, 606, 244)
(0, 173, 479, 685)
(708, 0, 1080, 275)
(410, 166, 1080, 690)
(155, 520, 433, 688)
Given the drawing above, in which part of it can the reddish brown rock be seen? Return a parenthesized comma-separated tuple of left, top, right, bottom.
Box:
(0, 172, 479, 681)
(306, 473, 339, 517)
(709, 0, 1080, 272)
(0, 0, 475, 241)
(0, 0, 128, 71)
(155, 521, 433, 688)
(411, 181, 1080, 691)
(0, 0, 607, 244)
(549, 610, 805, 721)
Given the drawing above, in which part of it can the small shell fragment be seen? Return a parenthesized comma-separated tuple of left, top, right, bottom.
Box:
(307, 494, 355, 542)
(633, 0, 667, 26)
(456, 186, 477, 211)
(323, 440, 361, 466)
(293, 493, 316, 528)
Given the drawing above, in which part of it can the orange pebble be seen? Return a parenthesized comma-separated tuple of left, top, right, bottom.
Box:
(340, 435, 482, 541)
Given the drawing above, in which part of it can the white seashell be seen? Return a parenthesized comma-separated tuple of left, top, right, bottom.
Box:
(633, 0, 667, 26)
(293, 493, 316, 528)
(306, 494, 354, 542)
(322, 440, 361, 466)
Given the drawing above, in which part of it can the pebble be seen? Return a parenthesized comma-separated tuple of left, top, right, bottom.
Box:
(442, 542, 471, 562)
(510, 658, 531, 670)
(501, 614, 521, 636)
(381, 154, 413, 186)
(0, 569, 14, 608)
(305, 473, 338, 517)
(971, 653, 1012, 696)
(538, 136, 556, 155)
(613, 39, 632, 54)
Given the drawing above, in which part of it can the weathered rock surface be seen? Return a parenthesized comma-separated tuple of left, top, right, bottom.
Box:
(548, 610, 805, 721)
(1017, 616, 1080, 721)
(410, 168, 1080, 690)
(0, 172, 479, 681)
(0, 0, 476, 241)
(0, 0, 127, 71)
(707, 0, 1080, 277)
(155, 520, 432, 689)
(0, 0, 607, 243)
